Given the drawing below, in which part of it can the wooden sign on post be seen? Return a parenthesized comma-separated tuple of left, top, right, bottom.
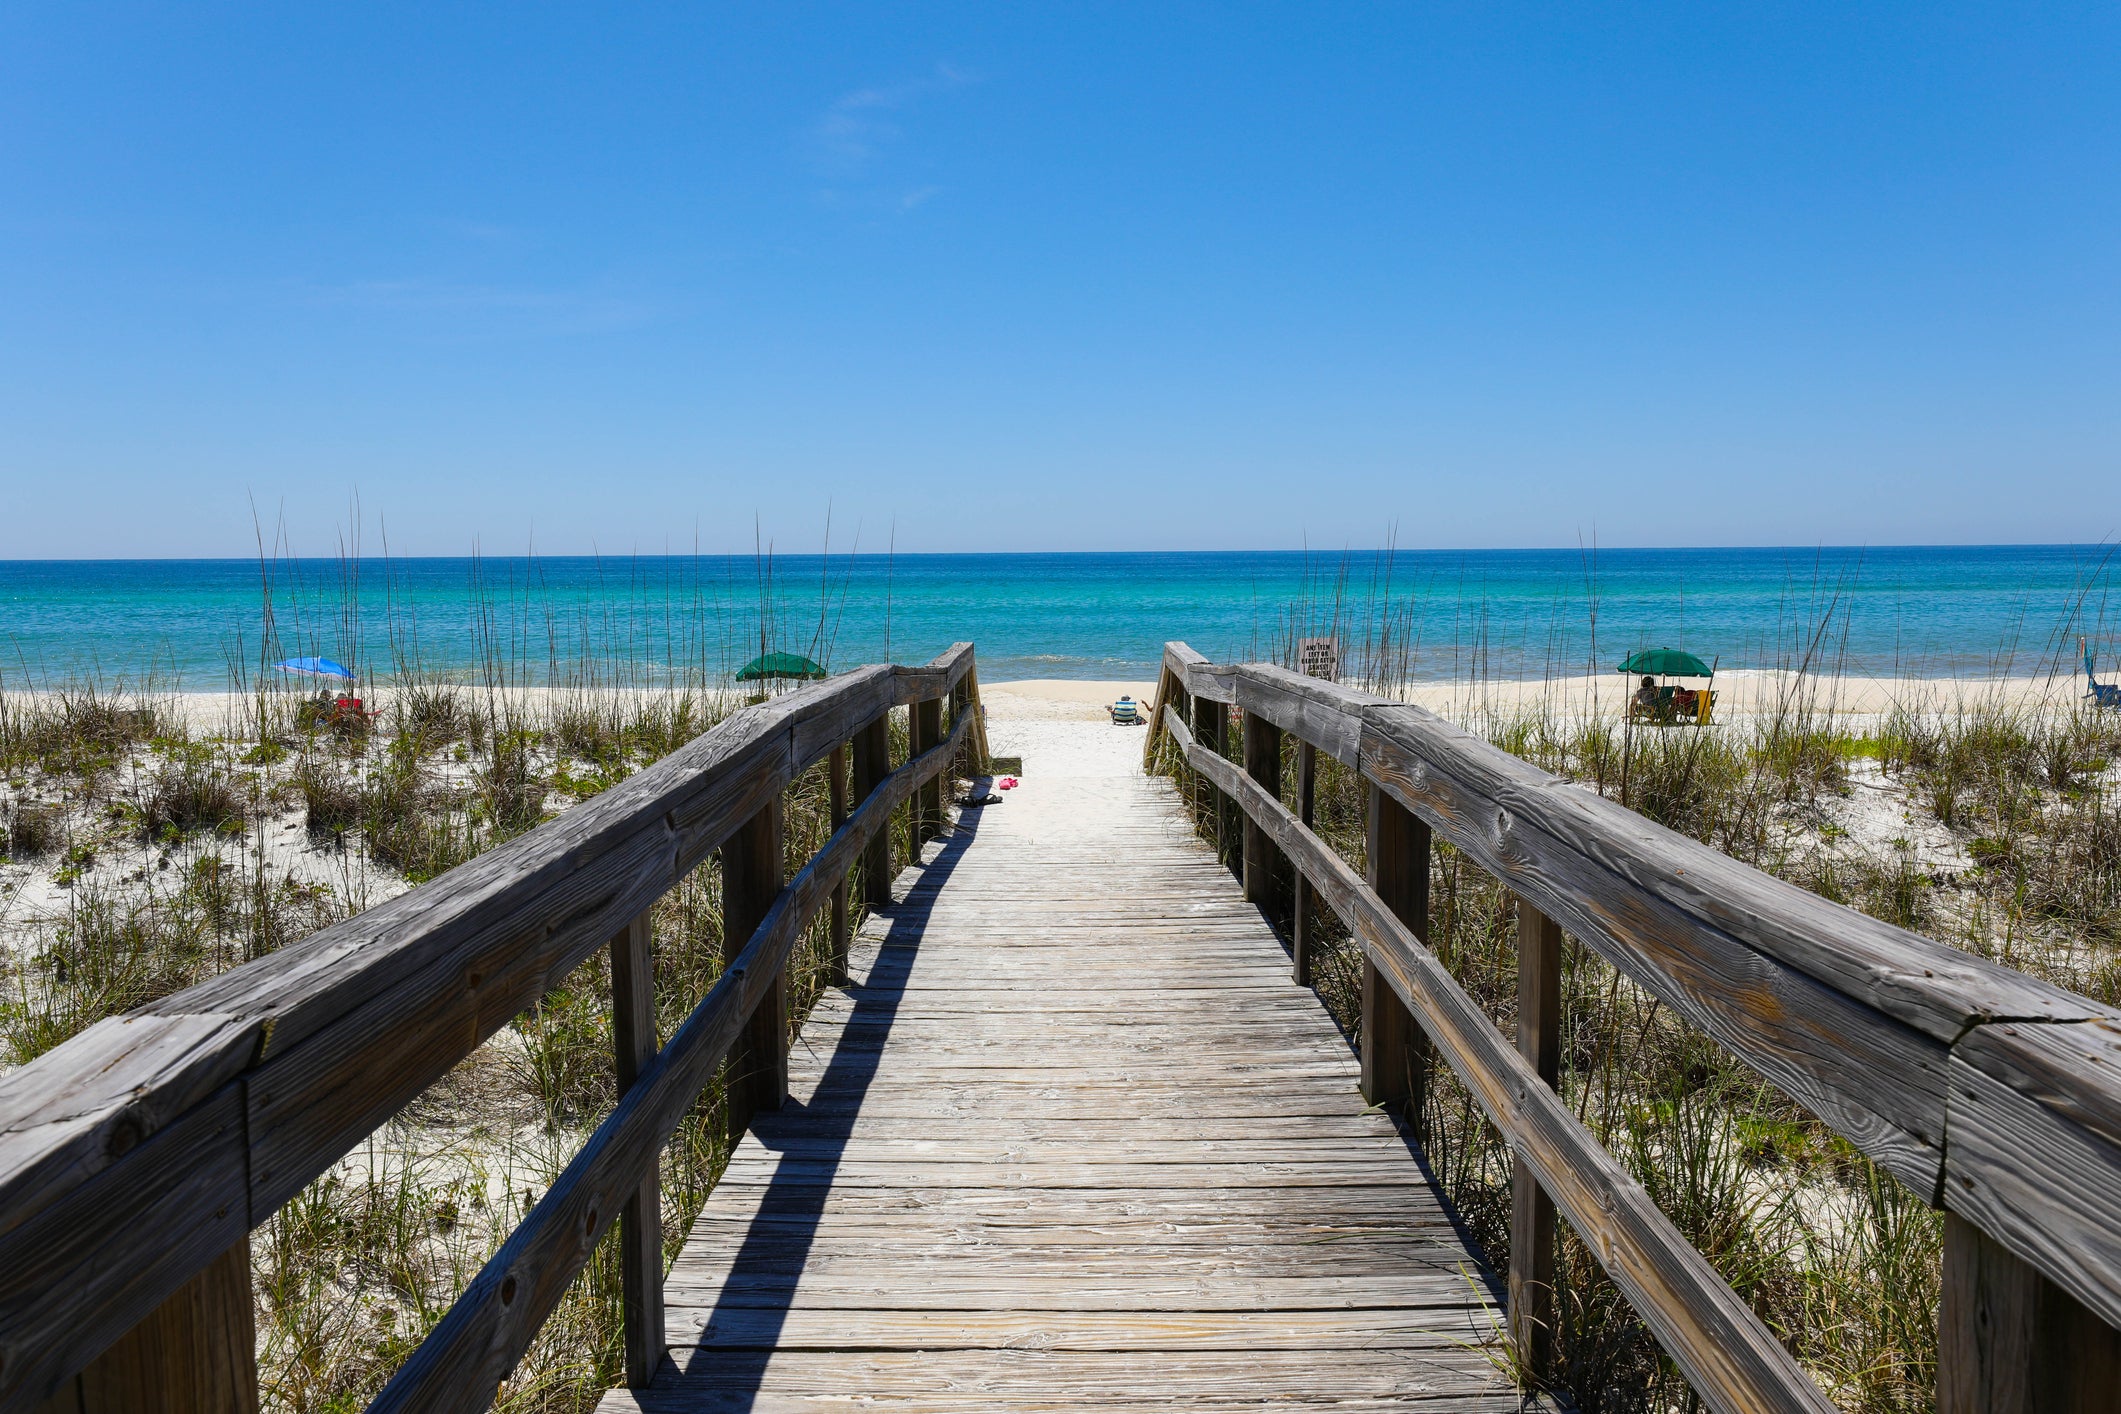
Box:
(1298, 637, 1339, 681)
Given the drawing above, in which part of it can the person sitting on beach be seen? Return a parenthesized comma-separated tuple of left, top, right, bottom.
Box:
(1633, 676, 1659, 713)
(1672, 687, 1699, 717)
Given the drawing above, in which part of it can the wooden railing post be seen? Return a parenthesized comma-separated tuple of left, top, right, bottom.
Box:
(1510, 896, 1562, 1382)
(69, 1241, 259, 1413)
(1938, 1212, 2121, 1412)
(721, 796, 787, 1136)
(918, 694, 944, 840)
(1187, 691, 1218, 840)
(906, 698, 939, 856)
(949, 673, 975, 779)
(1293, 740, 1317, 986)
(853, 713, 892, 908)
(609, 911, 664, 1388)
(828, 744, 850, 980)
(1194, 698, 1242, 875)
(1361, 782, 1430, 1116)
(1242, 710, 1290, 926)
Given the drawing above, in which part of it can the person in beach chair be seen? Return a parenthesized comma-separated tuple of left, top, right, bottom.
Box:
(1621, 649, 1717, 724)
(2087, 638, 2121, 710)
(1109, 695, 1144, 725)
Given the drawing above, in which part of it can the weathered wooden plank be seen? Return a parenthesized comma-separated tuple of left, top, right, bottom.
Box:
(677, 1306, 1497, 1352)
(605, 1388, 1519, 1412)
(710, 1159, 1446, 1188)
(669, 1229, 1475, 1264)
(610, 1346, 1519, 1406)
(665, 1272, 1493, 1312)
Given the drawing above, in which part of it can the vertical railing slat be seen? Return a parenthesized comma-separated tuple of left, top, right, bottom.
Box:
(609, 912, 664, 1388)
(915, 696, 943, 845)
(1510, 896, 1562, 1381)
(721, 798, 788, 1137)
(854, 713, 892, 908)
(1939, 1212, 2121, 1412)
(1242, 710, 1289, 926)
(828, 744, 850, 980)
(1361, 782, 1429, 1116)
(1294, 740, 1317, 986)
(71, 1241, 259, 1414)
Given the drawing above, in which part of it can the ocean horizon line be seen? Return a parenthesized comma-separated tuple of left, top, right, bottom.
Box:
(2, 541, 2117, 565)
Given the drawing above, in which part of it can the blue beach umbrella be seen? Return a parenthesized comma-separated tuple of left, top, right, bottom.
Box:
(273, 656, 358, 682)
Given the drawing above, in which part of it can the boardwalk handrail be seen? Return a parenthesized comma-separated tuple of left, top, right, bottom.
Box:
(0, 645, 985, 1412)
(1147, 642, 2121, 1412)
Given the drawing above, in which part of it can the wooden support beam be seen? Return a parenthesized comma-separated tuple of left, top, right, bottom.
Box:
(828, 744, 850, 980)
(1293, 741, 1317, 987)
(1242, 710, 1288, 926)
(949, 674, 974, 780)
(71, 1239, 258, 1414)
(1939, 1211, 2121, 1413)
(915, 696, 944, 843)
(1186, 690, 1215, 837)
(1361, 782, 1429, 1116)
(1510, 896, 1563, 1383)
(609, 912, 664, 1389)
(853, 713, 892, 908)
(961, 663, 990, 773)
(1190, 693, 1226, 864)
(720, 797, 787, 1136)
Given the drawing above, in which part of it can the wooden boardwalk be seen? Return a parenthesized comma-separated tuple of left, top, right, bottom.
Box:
(601, 727, 1519, 1411)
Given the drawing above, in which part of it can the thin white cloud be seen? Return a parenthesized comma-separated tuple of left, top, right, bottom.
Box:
(804, 62, 978, 193)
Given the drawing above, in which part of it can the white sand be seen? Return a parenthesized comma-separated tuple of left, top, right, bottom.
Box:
(978, 679, 1158, 723)
(10, 665, 2098, 740)
(983, 669, 2105, 730)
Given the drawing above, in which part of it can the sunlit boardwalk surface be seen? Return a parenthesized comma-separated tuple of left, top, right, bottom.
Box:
(599, 728, 1517, 1412)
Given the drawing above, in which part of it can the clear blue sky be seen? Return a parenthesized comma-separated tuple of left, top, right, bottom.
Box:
(3, 4, 2117, 557)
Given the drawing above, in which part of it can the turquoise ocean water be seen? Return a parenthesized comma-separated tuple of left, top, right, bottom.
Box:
(0, 548, 2115, 689)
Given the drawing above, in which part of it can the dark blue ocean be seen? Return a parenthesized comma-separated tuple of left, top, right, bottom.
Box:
(0, 548, 2115, 689)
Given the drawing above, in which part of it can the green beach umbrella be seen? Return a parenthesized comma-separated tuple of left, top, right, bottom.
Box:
(736, 651, 828, 682)
(1617, 648, 1714, 678)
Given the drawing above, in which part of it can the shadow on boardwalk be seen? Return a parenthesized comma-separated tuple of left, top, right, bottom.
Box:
(669, 807, 985, 1397)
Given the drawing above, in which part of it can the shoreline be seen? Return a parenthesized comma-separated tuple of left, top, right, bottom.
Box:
(2, 667, 2106, 732)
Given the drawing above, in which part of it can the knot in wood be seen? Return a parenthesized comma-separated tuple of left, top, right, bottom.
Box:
(105, 1112, 144, 1160)
(1492, 807, 1516, 853)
